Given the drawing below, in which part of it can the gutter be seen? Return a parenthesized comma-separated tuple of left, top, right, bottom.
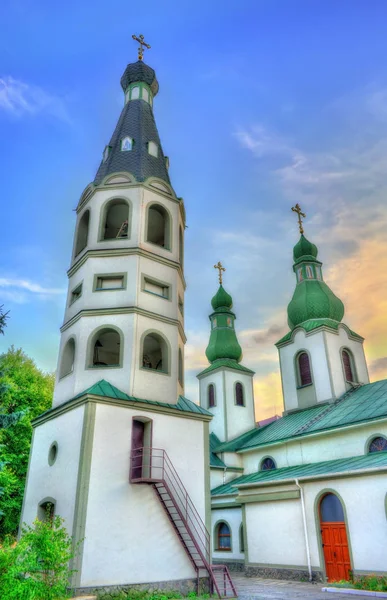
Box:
(295, 479, 312, 582)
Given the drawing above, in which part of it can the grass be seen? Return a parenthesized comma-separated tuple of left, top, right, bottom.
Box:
(329, 575, 387, 593)
(96, 590, 215, 600)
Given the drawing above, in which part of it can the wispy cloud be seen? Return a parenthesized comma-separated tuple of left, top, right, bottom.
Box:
(0, 76, 71, 123)
(0, 278, 66, 304)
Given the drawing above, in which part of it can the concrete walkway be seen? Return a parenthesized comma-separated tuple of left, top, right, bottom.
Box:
(232, 573, 367, 600)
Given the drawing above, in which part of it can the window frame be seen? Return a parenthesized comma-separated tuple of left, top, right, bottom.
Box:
(341, 348, 357, 383)
(208, 383, 216, 408)
(99, 197, 131, 242)
(141, 274, 171, 301)
(69, 282, 83, 306)
(235, 381, 245, 406)
(145, 202, 172, 252)
(87, 326, 124, 370)
(59, 337, 76, 379)
(260, 456, 277, 471)
(296, 350, 313, 388)
(215, 521, 232, 552)
(93, 273, 127, 292)
(121, 136, 134, 152)
(367, 435, 387, 453)
(140, 330, 171, 376)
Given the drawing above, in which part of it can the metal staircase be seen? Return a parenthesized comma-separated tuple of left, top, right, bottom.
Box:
(130, 447, 237, 598)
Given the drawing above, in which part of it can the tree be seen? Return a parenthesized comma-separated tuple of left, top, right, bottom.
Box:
(0, 348, 54, 537)
(0, 305, 9, 337)
(0, 512, 77, 600)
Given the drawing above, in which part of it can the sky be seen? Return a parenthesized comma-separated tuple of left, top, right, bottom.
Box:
(1, 0, 387, 420)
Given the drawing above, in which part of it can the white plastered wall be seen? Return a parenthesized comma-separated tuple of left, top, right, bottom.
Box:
(224, 371, 255, 440)
(211, 507, 244, 561)
(324, 326, 369, 397)
(81, 404, 207, 587)
(20, 406, 85, 534)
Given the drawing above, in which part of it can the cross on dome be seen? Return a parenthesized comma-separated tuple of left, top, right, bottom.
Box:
(291, 203, 306, 235)
(132, 33, 151, 61)
(214, 261, 226, 285)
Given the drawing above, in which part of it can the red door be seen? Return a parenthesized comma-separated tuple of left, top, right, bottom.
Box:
(320, 493, 352, 582)
(131, 420, 144, 480)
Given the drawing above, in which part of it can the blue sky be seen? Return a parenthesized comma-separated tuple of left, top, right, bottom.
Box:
(1, 0, 387, 418)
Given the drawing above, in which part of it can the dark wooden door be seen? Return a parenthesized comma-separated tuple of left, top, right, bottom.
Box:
(321, 523, 351, 582)
(131, 420, 144, 480)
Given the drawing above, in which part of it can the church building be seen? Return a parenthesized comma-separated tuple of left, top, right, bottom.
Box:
(20, 39, 235, 598)
(205, 207, 387, 583)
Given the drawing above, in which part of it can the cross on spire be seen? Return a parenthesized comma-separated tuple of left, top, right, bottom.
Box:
(132, 34, 151, 61)
(214, 261, 226, 285)
(291, 203, 306, 235)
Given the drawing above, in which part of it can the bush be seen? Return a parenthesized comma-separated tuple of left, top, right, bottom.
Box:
(354, 575, 387, 592)
(0, 513, 77, 600)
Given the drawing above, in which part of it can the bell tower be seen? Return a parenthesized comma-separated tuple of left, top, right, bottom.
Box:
(53, 48, 186, 407)
(276, 205, 369, 413)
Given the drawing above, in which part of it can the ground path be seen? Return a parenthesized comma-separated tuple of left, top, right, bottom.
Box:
(232, 573, 365, 600)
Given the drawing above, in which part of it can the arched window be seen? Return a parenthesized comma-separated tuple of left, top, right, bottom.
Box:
(320, 493, 345, 523)
(368, 436, 387, 453)
(142, 332, 169, 373)
(75, 210, 90, 256)
(216, 522, 231, 551)
(90, 328, 121, 367)
(342, 349, 355, 382)
(178, 348, 183, 385)
(121, 136, 133, 151)
(59, 338, 75, 378)
(208, 384, 215, 408)
(260, 457, 276, 471)
(147, 204, 171, 250)
(239, 524, 244, 553)
(38, 499, 55, 523)
(102, 199, 130, 240)
(298, 352, 312, 386)
(235, 382, 244, 406)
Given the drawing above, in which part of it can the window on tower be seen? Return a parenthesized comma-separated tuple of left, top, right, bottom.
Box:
(74, 210, 90, 257)
(89, 328, 121, 368)
(297, 352, 312, 386)
(146, 203, 171, 250)
(59, 338, 75, 379)
(130, 86, 140, 100)
(235, 382, 245, 406)
(208, 384, 215, 408)
(142, 332, 169, 373)
(178, 348, 183, 385)
(342, 349, 356, 383)
(101, 198, 130, 240)
(142, 87, 149, 103)
(148, 141, 158, 157)
(121, 137, 133, 152)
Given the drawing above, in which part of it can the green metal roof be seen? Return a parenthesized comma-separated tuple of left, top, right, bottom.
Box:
(213, 379, 387, 453)
(197, 358, 254, 378)
(211, 451, 387, 496)
(210, 433, 227, 468)
(276, 319, 363, 345)
(73, 379, 212, 416)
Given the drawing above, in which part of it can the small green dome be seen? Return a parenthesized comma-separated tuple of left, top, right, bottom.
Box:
(287, 280, 345, 329)
(293, 235, 318, 262)
(206, 329, 242, 363)
(211, 285, 233, 311)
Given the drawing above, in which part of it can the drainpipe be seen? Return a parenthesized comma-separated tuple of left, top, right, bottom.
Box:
(295, 478, 313, 582)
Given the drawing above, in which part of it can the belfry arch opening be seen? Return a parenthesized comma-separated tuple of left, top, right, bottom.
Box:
(102, 199, 130, 240)
(59, 338, 75, 378)
(146, 204, 171, 249)
(89, 328, 121, 368)
(75, 210, 90, 256)
(142, 332, 169, 373)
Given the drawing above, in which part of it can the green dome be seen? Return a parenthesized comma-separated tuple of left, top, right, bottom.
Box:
(211, 285, 233, 311)
(287, 280, 345, 329)
(293, 235, 318, 262)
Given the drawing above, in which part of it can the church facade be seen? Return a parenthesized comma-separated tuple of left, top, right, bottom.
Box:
(204, 223, 387, 583)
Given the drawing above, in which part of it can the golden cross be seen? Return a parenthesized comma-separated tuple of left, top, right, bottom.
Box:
(214, 261, 226, 285)
(291, 203, 306, 234)
(132, 34, 151, 61)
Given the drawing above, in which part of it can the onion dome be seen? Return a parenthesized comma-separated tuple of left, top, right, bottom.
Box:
(205, 285, 242, 363)
(287, 235, 345, 329)
(120, 60, 159, 96)
(211, 285, 233, 311)
(293, 234, 318, 262)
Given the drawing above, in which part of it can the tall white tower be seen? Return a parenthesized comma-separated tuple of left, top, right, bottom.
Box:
(20, 47, 214, 595)
(53, 59, 186, 407)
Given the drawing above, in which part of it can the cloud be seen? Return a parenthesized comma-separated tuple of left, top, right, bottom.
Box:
(0, 76, 70, 123)
(251, 324, 288, 345)
(0, 278, 66, 303)
(253, 372, 283, 421)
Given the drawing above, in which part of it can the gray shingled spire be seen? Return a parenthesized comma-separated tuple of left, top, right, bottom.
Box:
(94, 61, 171, 187)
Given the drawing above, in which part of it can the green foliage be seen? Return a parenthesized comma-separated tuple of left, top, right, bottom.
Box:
(0, 513, 76, 600)
(97, 591, 214, 600)
(0, 348, 54, 537)
(0, 305, 9, 337)
(332, 576, 387, 592)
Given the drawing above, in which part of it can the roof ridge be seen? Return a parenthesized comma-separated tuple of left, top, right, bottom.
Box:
(293, 385, 361, 436)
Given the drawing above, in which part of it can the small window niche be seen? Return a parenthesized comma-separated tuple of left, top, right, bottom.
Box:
(70, 283, 82, 305)
(146, 204, 171, 250)
(142, 332, 169, 373)
(178, 348, 183, 386)
(90, 328, 121, 368)
(131, 86, 140, 100)
(305, 265, 314, 279)
(148, 141, 158, 158)
(235, 382, 245, 406)
(102, 199, 130, 240)
(48, 442, 58, 466)
(74, 210, 90, 257)
(121, 137, 133, 152)
(103, 145, 111, 163)
(143, 276, 170, 300)
(38, 500, 55, 523)
(142, 87, 149, 103)
(94, 274, 125, 291)
(59, 338, 75, 379)
(342, 349, 356, 383)
(178, 296, 184, 316)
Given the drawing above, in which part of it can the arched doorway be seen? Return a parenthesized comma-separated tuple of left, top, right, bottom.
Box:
(130, 417, 152, 481)
(319, 493, 351, 582)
